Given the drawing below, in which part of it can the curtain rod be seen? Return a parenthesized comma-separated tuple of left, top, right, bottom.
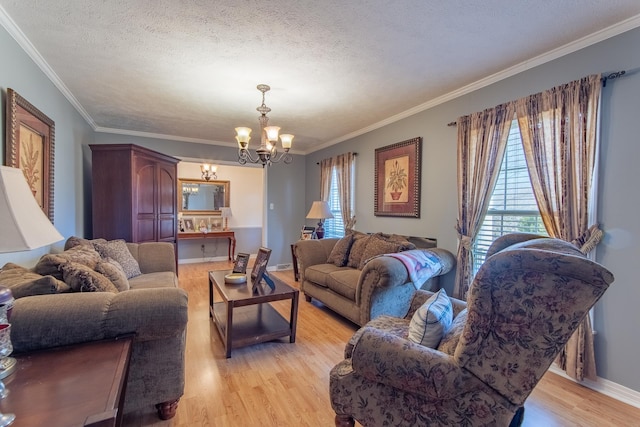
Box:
(446, 70, 627, 127)
(316, 152, 357, 165)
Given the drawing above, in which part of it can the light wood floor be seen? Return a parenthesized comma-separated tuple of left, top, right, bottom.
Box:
(123, 262, 640, 426)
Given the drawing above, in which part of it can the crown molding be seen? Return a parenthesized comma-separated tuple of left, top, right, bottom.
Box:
(2, 4, 639, 153)
(309, 13, 640, 154)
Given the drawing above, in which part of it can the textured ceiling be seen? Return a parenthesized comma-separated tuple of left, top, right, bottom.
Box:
(1, 1, 640, 154)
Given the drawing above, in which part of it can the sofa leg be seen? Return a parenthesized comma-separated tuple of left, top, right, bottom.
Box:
(335, 414, 355, 427)
(156, 398, 180, 420)
(304, 294, 312, 302)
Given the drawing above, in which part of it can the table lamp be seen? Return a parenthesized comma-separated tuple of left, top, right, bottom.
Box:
(220, 207, 232, 231)
(305, 201, 334, 239)
(0, 166, 64, 426)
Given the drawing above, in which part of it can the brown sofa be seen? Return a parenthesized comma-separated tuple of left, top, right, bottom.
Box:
(0, 238, 188, 420)
(294, 233, 455, 326)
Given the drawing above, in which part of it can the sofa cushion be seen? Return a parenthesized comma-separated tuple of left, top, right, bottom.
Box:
(59, 262, 119, 293)
(358, 236, 406, 269)
(0, 263, 71, 298)
(95, 258, 130, 292)
(63, 236, 107, 251)
(128, 271, 179, 289)
(346, 232, 373, 269)
(34, 245, 103, 280)
(305, 264, 351, 288)
(326, 234, 354, 267)
(326, 269, 362, 301)
(437, 308, 468, 355)
(93, 239, 142, 279)
(406, 236, 437, 249)
(408, 289, 453, 348)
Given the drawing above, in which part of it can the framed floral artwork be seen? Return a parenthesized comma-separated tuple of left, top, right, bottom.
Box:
(5, 88, 56, 220)
(374, 136, 421, 217)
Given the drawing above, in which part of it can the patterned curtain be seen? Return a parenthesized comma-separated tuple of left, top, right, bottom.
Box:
(515, 74, 602, 381)
(454, 102, 515, 299)
(319, 157, 334, 201)
(335, 152, 356, 230)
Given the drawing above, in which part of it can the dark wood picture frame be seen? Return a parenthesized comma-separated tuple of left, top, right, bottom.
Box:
(374, 136, 421, 218)
(250, 247, 272, 281)
(233, 252, 250, 274)
(5, 88, 56, 220)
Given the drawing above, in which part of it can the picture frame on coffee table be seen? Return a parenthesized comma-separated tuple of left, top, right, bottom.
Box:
(233, 252, 250, 274)
(250, 247, 272, 282)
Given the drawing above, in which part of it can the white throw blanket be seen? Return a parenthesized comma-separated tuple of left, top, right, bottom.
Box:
(383, 249, 444, 289)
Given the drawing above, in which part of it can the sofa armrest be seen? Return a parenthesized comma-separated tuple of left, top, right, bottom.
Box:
(127, 242, 177, 274)
(351, 327, 477, 400)
(293, 238, 339, 280)
(10, 288, 188, 353)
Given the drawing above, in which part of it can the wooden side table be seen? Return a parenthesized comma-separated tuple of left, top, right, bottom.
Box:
(178, 230, 236, 260)
(0, 337, 133, 427)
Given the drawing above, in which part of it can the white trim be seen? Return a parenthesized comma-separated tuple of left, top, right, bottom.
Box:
(309, 14, 640, 153)
(548, 365, 640, 409)
(2, 4, 639, 154)
(178, 255, 230, 264)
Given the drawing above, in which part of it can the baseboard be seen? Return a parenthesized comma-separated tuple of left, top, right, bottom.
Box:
(178, 256, 229, 264)
(548, 365, 640, 409)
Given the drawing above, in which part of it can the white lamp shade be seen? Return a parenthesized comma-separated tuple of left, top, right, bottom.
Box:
(279, 134, 294, 149)
(264, 126, 280, 142)
(0, 166, 64, 253)
(220, 207, 233, 218)
(306, 201, 334, 220)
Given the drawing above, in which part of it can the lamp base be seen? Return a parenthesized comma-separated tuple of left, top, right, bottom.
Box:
(315, 221, 325, 239)
(0, 357, 16, 380)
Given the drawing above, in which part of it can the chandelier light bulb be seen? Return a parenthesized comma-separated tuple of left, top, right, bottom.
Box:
(280, 134, 294, 150)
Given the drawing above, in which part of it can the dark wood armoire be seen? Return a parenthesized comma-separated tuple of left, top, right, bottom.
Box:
(90, 144, 180, 245)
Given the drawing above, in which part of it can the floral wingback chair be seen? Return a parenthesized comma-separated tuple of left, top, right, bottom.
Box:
(330, 235, 614, 427)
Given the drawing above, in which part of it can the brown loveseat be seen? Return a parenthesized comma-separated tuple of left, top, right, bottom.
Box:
(294, 232, 455, 326)
(0, 238, 188, 420)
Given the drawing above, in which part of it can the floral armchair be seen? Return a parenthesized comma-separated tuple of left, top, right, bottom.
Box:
(329, 235, 614, 426)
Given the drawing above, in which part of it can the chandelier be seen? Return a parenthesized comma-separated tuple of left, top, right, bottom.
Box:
(200, 164, 217, 181)
(235, 84, 293, 167)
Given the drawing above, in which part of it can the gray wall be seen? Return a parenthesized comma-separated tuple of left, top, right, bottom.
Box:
(0, 25, 94, 267)
(306, 27, 640, 393)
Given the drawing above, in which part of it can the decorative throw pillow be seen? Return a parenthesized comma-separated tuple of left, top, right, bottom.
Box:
(437, 308, 468, 355)
(34, 245, 102, 280)
(64, 236, 107, 251)
(326, 234, 355, 267)
(94, 258, 130, 292)
(358, 236, 403, 269)
(408, 289, 453, 348)
(346, 232, 372, 269)
(93, 240, 141, 279)
(59, 262, 119, 293)
(0, 263, 70, 298)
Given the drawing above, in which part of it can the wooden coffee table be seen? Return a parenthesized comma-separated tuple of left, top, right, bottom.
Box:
(0, 336, 132, 427)
(209, 270, 299, 358)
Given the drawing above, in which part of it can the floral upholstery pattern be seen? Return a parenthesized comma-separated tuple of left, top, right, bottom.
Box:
(330, 235, 614, 426)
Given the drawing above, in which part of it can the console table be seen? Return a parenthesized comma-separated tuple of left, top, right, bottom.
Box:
(178, 230, 236, 260)
(0, 336, 133, 427)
